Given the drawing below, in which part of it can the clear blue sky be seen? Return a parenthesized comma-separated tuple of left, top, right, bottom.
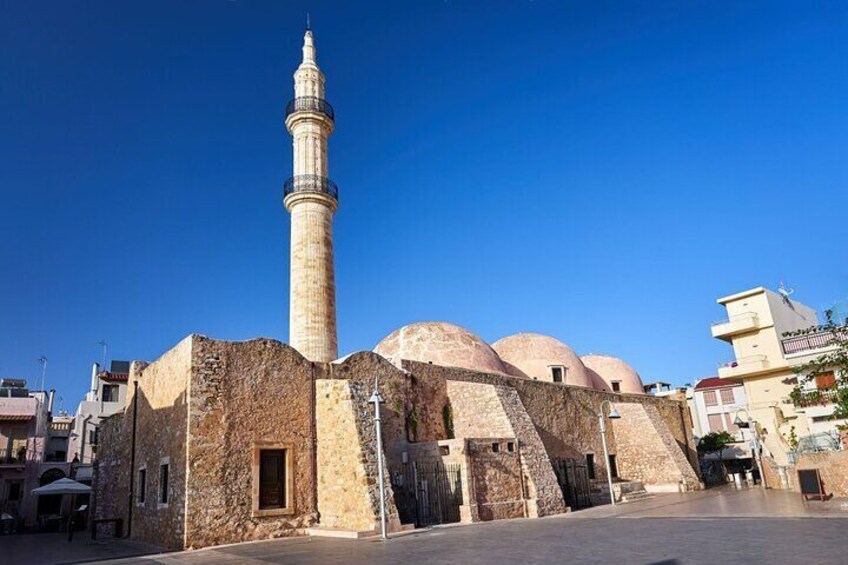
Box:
(2, 1, 846, 411)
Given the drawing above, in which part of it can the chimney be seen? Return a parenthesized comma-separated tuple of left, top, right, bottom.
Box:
(91, 363, 100, 392)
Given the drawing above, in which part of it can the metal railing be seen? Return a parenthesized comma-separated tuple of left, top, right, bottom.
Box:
(711, 312, 758, 328)
(792, 387, 841, 408)
(781, 330, 846, 355)
(283, 174, 339, 201)
(719, 354, 768, 370)
(285, 96, 334, 122)
(0, 447, 28, 464)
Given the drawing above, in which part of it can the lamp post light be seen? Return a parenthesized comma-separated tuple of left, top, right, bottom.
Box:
(733, 409, 768, 490)
(598, 399, 621, 506)
(368, 378, 388, 540)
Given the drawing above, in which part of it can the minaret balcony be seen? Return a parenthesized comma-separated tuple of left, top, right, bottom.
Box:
(284, 174, 339, 201)
(285, 96, 334, 122)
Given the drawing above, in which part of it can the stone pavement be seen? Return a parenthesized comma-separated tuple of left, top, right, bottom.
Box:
(8, 487, 848, 565)
(0, 532, 160, 565)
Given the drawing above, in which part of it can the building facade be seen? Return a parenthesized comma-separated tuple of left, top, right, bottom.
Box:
(711, 286, 846, 473)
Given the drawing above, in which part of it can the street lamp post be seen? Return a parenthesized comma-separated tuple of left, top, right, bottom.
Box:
(598, 399, 621, 506)
(733, 409, 768, 490)
(368, 379, 388, 540)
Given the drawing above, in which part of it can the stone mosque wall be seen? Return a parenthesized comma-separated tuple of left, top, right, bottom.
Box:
(95, 340, 700, 550)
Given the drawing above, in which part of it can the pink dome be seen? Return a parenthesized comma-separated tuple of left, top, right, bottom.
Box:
(491, 333, 593, 388)
(374, 322, 508, 375)
(581, 354, 645, 394)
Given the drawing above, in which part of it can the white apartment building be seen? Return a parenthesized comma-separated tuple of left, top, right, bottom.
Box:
(711, 287, 846, 465)
(68, 361, 130, 480)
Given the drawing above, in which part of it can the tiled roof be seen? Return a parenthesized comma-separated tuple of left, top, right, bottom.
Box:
(695, 376, 741, 391)
(100, 371, 129, 382)
(0, 414, 34, 422)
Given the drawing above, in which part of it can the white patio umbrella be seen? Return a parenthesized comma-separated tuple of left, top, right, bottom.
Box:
(31, 478, 91, 496)
(32, 478, 91, 541)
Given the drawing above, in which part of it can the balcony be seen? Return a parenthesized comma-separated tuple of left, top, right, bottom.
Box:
(718, 354, 770, 379)
(285, 96, 334, 122)
(0, 447, 28, 466)
(791, 387, 841, 408)
(284, 174, 339, 201)
(781, 329, 846, 356)
(711, 312, 760, 341)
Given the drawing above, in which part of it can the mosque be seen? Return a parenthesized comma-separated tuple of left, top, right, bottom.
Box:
(94, 29, 701, 550)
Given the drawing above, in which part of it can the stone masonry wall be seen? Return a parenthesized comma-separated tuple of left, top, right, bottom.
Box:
(93, 408, 131, 536)
(403, 360, 699, 489)
(127, 338, 192, 550)
(184, 337, 318, 548)
(612, 403, 701, 490)
(795, 450, 848, 498)
(468, 439, 524, 521)
(315, 378, 400, 532)
(446, 380, 565, 517)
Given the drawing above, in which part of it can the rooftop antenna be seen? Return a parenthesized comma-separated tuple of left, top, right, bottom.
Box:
(37, 356, 48, 392)
(98, 340, 108, 369)
(778, 281, 795, 303)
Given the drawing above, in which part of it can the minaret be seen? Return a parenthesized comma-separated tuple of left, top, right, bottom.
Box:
(284, 28, 338, 362)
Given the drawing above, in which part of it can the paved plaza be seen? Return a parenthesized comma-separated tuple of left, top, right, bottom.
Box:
(3, 488, 846, 565)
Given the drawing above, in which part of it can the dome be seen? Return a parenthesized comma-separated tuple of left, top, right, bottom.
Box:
(373, 321, 508, 374)
(581, 354, 645, 394)
(491, 333, 593, 388)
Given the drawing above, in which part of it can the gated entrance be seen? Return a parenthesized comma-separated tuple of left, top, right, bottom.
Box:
(390, 461, 463, 527)
(551, 457, 593, 510)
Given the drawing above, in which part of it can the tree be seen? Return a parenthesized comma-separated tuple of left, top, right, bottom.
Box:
(785, 309, 848, 430)
(698, 431, 735, 458)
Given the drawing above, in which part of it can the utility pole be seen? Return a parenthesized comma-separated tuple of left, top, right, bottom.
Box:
(37, 356, 48, 392)
(369, 376, 388, 540)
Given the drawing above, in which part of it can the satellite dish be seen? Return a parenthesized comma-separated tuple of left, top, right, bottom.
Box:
(778, 281, 794, 302)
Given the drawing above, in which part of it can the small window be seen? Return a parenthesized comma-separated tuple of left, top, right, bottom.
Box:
(551, 367, 563, 383)
(137, 468, 146, 504)
(492, 443, 500, 453)
(719, 388, 734, 404)
(608, 454, 618, 478)
(89, 429, 99, 445)
(159, 463, 169, 504)
(708, 413, 724, 433)
(439, 445, 450, 456)
(703, 390, 718, 406)
(102, 385, 119, 403)
(586, 454, 595, 480)
(259, 450, 287, 510)
(611, 381, 621, 393)
(506, 442, 515, 453)
(7, 482, 22, 501)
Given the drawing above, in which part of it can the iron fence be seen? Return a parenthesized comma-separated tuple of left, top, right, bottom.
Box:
(285, 96, 334, 121)
(551, 457, 592, 510)
(283, 174, 339, 201)
(390, 461, 462, 527)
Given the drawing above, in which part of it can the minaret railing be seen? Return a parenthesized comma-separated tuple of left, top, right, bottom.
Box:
(284, 174, 339, 201)
(285, 96, 334, 122)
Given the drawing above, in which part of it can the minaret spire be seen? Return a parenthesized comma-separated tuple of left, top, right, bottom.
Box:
(284, 29, 338, 363)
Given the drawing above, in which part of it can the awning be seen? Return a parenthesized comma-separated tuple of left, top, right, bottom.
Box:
(0, 414, 33, 422)
(31, 478, 92, 496)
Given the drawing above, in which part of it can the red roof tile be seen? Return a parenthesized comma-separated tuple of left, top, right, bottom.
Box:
(695, 376, 742, 390)
(0, 414, 34, 422)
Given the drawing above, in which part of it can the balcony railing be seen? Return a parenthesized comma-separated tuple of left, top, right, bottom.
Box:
(284, 174, 339, 201)
(285, 96, 334, 122)
(0, 447, 28, 465)
(781, 330, 846, 356)
(717, 354, 770, 378)
(791, 387, 841, 408)
(711, 312, 760, 340)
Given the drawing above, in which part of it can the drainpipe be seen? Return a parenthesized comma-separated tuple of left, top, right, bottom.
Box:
(79, 415, 93, 464)
(127, 380, 139, 538)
